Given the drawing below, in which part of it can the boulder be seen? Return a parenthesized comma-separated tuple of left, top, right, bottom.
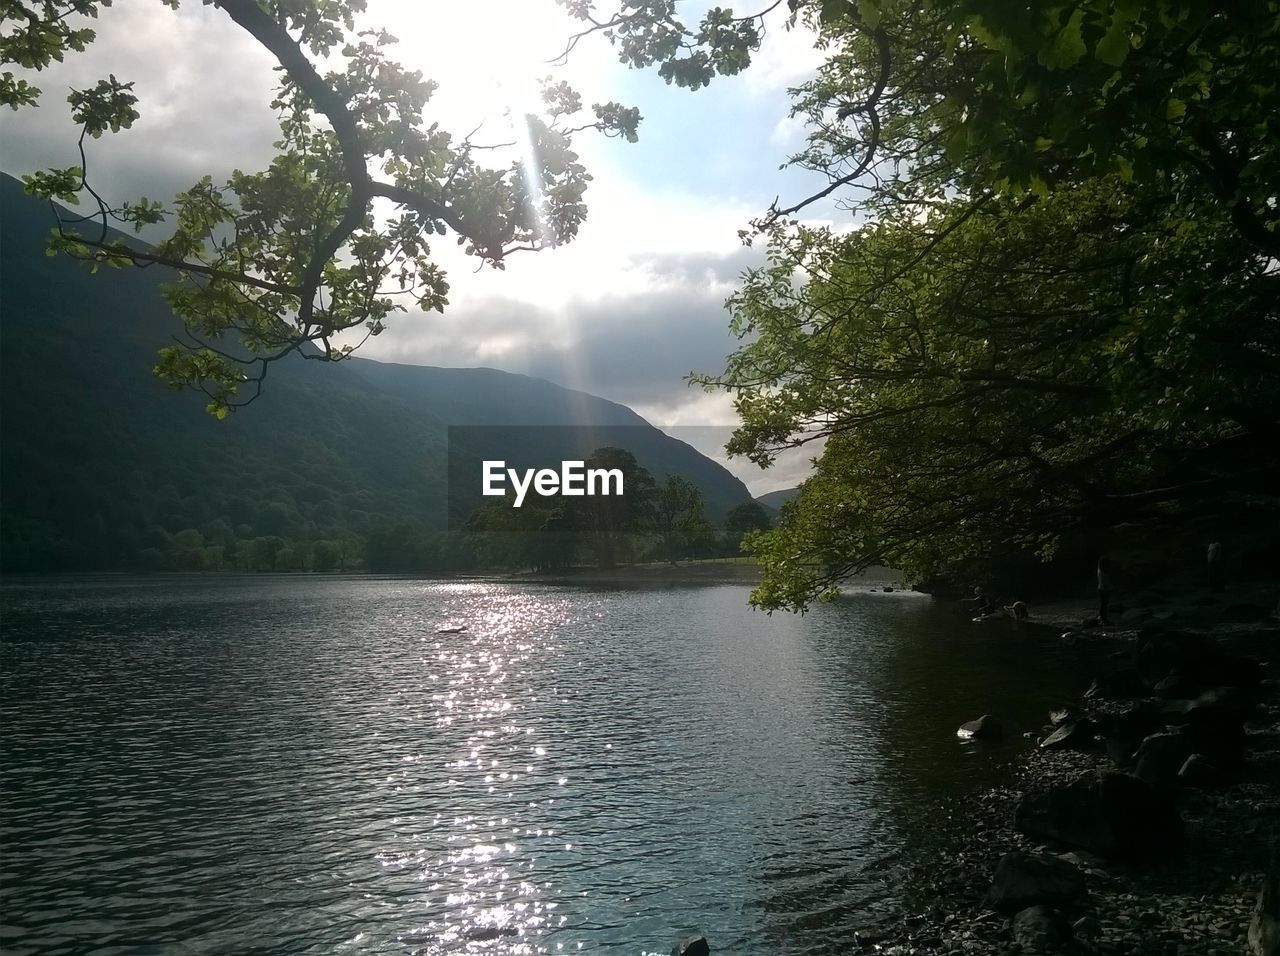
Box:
(1171, 689, 1250, 766)
(1133, 730, 1193, 790)
(957, 715, 1003, 740)
(1040, 719, 1096, 752)
(1048, 706, 1080, 727)
(1011, 905, 1073, 954)
(1057, 850, 1110, 876)
(672, 936, 710, 956)
(1084, 665, 1144, 700)
(1014, 771, 1182, 859)
(1178, 753, 1221, 788)
(1250, 863, 1280, 956)
(1201, 653, 1263, 690)
(1096, 704, 1166, 767)
(1135, 629, 1216, 687)
(1154, 671, 1199, 698)
(1137, 629, 1262, 691)
(987, 851, 1086, 912)
(1073, 914, 1103, 939)
(1225, 603, 1271, 624)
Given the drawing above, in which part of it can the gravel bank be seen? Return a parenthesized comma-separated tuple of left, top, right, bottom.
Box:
(851, 593, 1280, 955)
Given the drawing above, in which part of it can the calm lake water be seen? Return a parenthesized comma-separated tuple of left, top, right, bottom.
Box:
(0, 575, 1092, 954)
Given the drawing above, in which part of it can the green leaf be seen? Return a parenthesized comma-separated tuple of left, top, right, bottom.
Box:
(819, 0, 850, 25)
(1166, 97, 1186, 121)
(1038, 9, 1087, 69)
(1096, 15, 1132, 67)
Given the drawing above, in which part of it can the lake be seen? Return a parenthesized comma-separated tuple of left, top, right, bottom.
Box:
(0, 575, 1092, 954)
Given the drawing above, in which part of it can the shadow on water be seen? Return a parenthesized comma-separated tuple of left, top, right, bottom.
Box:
(0, 576, 1096, 955)
(728, 590, 1096, 952)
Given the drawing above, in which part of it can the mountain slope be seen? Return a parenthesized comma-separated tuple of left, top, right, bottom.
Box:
(0, 172, 752, 570)
(756, 487, 800, 513)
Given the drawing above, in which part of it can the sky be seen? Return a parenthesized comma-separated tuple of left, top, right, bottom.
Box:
(0, 0, 840, 493)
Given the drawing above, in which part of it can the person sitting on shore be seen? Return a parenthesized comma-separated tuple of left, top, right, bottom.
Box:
(965, 586, 1000, 617)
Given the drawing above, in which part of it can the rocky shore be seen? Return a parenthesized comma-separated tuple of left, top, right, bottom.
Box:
(854, 586, 1280, 955)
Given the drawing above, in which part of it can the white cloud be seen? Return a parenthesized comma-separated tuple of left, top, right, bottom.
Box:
(0, 0, 834, 494)
(743, 16, 825, 95)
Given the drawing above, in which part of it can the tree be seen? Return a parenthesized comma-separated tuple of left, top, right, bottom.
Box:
(467, 499, 577, 572)
(723, 500, 771, 553)
(557, 0, 1278, 608)
(706, 172, 1279, 608)
(4, 0, 640, 414)
(576, 446, 655, 568)
(563, 0, 1278, 251)
(650, 474, 714, 565)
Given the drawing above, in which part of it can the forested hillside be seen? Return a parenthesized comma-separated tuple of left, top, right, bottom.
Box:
(0, 174, 753, 572)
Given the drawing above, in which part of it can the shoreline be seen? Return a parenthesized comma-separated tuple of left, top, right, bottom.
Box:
(852, 583, 1280, 954)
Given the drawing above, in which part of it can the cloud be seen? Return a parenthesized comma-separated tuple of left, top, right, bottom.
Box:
(0, 3, 279, 204)
(0, 0, 827, 494)
(361, 244, 763, 410)
(743, 16, 826, 96)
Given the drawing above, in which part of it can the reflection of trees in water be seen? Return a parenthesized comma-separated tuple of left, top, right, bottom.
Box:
(738, 594, 1094, 951)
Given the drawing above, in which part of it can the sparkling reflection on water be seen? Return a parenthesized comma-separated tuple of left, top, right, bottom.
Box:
(0, 576, 1091, 954)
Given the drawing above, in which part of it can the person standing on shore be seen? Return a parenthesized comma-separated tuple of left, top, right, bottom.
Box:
(1097, 554, 1113, 625)
(1207, 540, 1224, 593)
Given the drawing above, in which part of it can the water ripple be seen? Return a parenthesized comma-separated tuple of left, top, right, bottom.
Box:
(1, 575, 1091, 953)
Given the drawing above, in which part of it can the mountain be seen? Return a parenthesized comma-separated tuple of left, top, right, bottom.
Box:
(755, 486, 800, 513)
(0, 172, 753, 571)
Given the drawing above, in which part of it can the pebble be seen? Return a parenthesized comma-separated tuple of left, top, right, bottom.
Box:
(854, 620, 1280, 955)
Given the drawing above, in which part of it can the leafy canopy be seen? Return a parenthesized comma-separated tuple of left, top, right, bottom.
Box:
(563, 0, 1278, 607)
(3, 0, 641, 415)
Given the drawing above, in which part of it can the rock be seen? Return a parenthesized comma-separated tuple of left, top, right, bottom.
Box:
(1191, 685, 1252, 717)
(1057, 850, 1110, 876)
(1154, 671, 1199, 698)
(1135, 629, 1216, 687)
(1073, 914, 1103, 939)
(1014, 771, 1182, 859)
(1178, 753, 1221, 788)
(987, 851, 1087, 912)
(1084, 665, 1143, 700)
(1048, 706, 1080, 727)
(1250, 862, 1280, 956)
(465, 926, 519, 941)
(1133, 730, 1193, 790)
(853, 923, 892, 947)
(1225, 602, 1271, 623)
(1040, 719, 1096, 752)
(1096, 703, 1165, 766)
(672, 936, 710, 956)
(1136, 629, 1262, 691)
(882, 586, 894, 592)
(1203, 653, 1263, 690)
(1171, 688, 1250, 766)
(1011, 905, 1074, 954)
(957, 714, 1003, 740)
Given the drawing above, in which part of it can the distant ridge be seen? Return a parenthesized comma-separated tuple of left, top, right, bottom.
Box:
(755, 486, 800, 513)
(0, 172, 754, 570)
